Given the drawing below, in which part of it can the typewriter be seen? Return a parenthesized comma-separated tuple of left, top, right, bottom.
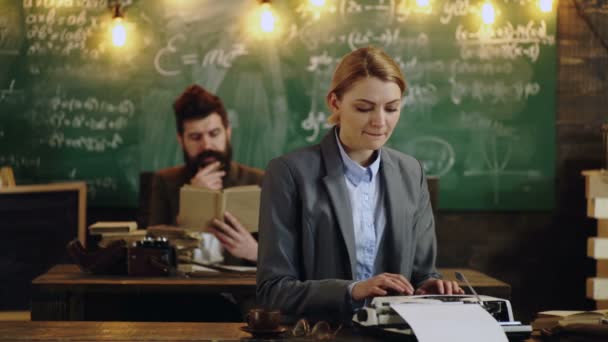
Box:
(352, 295, 532, 341)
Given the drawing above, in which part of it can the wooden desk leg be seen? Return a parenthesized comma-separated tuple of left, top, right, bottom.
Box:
(31, 287, 85, 321)
(30, 290, 69, 321)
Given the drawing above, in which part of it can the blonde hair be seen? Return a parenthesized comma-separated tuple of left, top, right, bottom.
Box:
(326, 47, 407, 125)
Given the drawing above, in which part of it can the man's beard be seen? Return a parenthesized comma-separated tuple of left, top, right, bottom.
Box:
(184, 143, 232, 178)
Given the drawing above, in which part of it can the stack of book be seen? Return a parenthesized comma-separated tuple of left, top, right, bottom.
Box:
(88, 221, 146, 247)
(146, 225, 201, 252)
(531, 310, 608, 331)
(582, 170, 608, 310)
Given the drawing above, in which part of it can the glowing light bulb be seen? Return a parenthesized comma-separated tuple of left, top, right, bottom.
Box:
(539, 0, 552, 12)
(310, 0, 326, 7)
(481, 2, 495, 25)
(416, 0, 430, 7)
(260, 3, 275, 33)
(111, 17, 126, 47)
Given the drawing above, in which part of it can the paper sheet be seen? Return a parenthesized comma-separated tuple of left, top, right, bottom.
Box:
(390, 303, 508, 342)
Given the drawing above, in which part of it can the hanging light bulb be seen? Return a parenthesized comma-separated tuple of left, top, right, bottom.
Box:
(111, 4, 126, 47)
(259, 1, 276, 33)
(539, 0, 552, 12)
(481, 2, 495, 25)
(310, 0, 326, 7)
(416, 0, 431, 8)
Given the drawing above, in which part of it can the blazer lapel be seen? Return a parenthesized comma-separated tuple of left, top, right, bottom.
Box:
(378, 149, 407, 271)
(320, 129, 357, 278)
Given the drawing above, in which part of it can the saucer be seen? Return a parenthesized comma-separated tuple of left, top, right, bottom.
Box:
(240, 326, 287, 338)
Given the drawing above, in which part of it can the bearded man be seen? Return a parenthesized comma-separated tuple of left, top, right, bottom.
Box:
(148, 84, 263, 263)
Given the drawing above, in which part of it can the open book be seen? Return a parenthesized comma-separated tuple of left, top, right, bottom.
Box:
(177, 184, 261, 232)
(532, 310, 608, 330)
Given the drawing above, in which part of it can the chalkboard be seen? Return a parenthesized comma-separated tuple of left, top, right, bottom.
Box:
(0, 0, 557, 210)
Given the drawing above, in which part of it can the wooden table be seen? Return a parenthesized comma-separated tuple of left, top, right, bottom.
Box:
(0, 321, 538, 341)
(31, 264, 510, 321)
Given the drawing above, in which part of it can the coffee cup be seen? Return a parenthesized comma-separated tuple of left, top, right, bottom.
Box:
(246, 308, 281, 331)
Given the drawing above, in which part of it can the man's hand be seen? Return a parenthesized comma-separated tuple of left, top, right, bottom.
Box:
(414, 278, 465, 295)
(190, 161, 225, 190)
(351, 273, 414, 301)
(208, 211, 257, 262)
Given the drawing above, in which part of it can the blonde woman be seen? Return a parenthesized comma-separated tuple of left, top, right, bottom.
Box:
(257, 47, 463, 323)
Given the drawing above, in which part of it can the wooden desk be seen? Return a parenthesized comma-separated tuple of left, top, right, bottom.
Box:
(0, 321, 540, 341)
(31, 264, 510, 321)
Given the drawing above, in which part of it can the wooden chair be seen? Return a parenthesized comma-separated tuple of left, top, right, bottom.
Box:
(0, 166, 16, 187)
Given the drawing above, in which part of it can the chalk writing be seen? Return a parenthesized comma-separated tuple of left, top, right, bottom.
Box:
(440, 0, 473, 24)
(86, 176, 118, 199)
(403, 83, 440, 108)
(48, 113, 129, 130)
(45, 131, 123, 152)
(395, 0, 434, 22)
(301, 111, 332, 142)
(0, 154, 41, 168)
(458, 111, 513, 136)
(401, 57, 445, 80)
(0, 80, 26, 105)
(456, 21, 555, 62)
(450, 78, 541, 104)
(449, 60, 514, 77)
(22, 0, 109, 9)
(24, 5, 104, 59)
(155, 34, 248, 76)
(49, 96, 135, 116)
(347, 28, 399, 51)
(307, 51, 335, 72)
(405, 136, 455, 177)
(464, 135, 542, 203)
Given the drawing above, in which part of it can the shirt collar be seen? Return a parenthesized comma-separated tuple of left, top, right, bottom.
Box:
(334, 128, 381, 186)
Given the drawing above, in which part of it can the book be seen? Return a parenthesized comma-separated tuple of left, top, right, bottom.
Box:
(587, 278, 608, 300)
(97, 229, 147, 247)
(588, 238, 608, 259)
(598, 261, 608, 278)
(177, 185, 261, 232)
(89, 221, 137, 234)
(588, 198, 608, 219)
(599, 220, 608, 237)
(582, 170, 608, 198)
(532, 309, 608, 330)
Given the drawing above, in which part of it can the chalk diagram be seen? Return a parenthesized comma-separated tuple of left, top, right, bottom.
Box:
(463, 135, 541, 204)
(404, 136, 455, 177)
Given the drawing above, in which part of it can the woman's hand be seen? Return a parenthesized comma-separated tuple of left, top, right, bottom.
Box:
(208, 211, 257, 262)
(351, 273, 414, 301)
(414, 278, 465, 295)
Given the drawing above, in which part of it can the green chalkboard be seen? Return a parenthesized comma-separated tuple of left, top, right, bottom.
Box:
(0, 0, 557, 209)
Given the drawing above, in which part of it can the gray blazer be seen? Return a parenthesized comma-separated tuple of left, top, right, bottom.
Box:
(256, 128, 441, 323)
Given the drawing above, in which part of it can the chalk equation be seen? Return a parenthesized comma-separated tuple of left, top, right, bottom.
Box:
(23, 3, 106, 59)
(154, 34, 248, 77)
(45, 132, 123, 152)
(49, 96, 135, 117)
(450, 78, 540, 104)
(456, 21, 555, 62)
(0, 154, 41, 168)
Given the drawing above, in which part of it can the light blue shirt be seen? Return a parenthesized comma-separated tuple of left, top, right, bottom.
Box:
(335, 130, 386, 300)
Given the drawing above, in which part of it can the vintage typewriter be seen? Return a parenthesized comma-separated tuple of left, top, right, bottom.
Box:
(353, 272, 532, 341)
(352, 294, 531, 341)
